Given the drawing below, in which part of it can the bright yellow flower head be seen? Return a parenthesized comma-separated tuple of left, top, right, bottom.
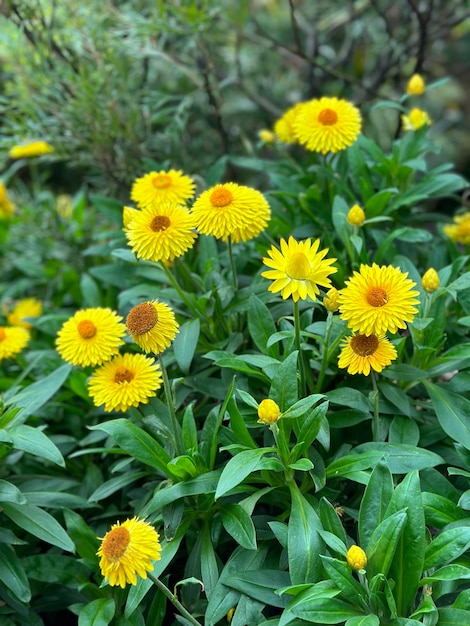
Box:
(123, 205, 139, 229)
(261, 236, 337, 303)
(293, 97, 362, 154)
(274, 103, 304, 143)
(338, 333, 397, 376)
(126, 300, 179, 355)
(347, 204, 366, 227)
(421, 268, 440, 293)
(346, 545, 367, 570)
(443, 211, 470, 245)
(406, 73, 426, 96)
(324, 287, 340, 313)
(0, 326, 30, 361)
(9, 141, 54, 159)
(56, 308, 126, 367)
(0, 181, 16, 219)
(192, 183, 271, 243)
(338, 264, 420, 336)
(97, 517, 162, 588)
(131, 170, 195, 208)
(258, 129, 276, 144)
(7, 298, 42, 329)
(402, 108, 432, 131)
(257, 399, 281, 424)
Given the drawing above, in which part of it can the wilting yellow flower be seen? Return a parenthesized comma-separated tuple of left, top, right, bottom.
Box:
(262, 236, 337, 302)
(88, 353, 162, 412)
(346, 545, 367, 570)
(402, 108, 432, 131)
(0, 326, 30, 361)
(338, 264, 420, 335)
(258, 129, 276, 144)
(7, 298, 42, 329)
(97, 517, 162, 588)
(347, 204, 366, 227)
(125, 202, 197, 263)
(338, 333, 397, 376)
(192, 183, 270, 243)
(274, 103, 304, 143)
(324, 287, 340, 313)
(0, 181, 16, 219)
(126, 300, 179, 355)
(257, 399, 281, 424)
(131, 170, 195, 208)
(55, 194, 73, 219)
(443, 211, 470, 245)
(56, 308, 126, 367)
(422, 268, 440, 293)
(9, 141, 54, 159)
(406, 73, 426, 96)
(293, 97, 361, 154)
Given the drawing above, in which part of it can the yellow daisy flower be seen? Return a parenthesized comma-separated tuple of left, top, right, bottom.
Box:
(338, 333, 397, 376)
(443, 211, 470, 245)
(88, 352, 162, 412)
(401, 108, 432, 131)
(338, 264, 420, 336)
(261, 236, 337, 302)
(131, 170, 195, 208)
(293, 97, 362, 154)
(0, 326, 30, 361)
(406, 73, 426, 96)
(97, 517, 162, 588)
(257, 399, 281, 425)
(125, 202, 197, 263)
(0, 181, 16, 219)
(56, 308, 126, 367)
(273, 103, 304, 143)
(9, 141, 54, 159)
(126, 300, 179, 355)
(7, 298, 42, 329)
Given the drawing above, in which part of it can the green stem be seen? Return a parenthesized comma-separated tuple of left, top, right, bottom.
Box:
(160, 262, 201, 319)
(227, 236, 238, 290)
(293, 300, 306, 397)
(370, 370, 380, 442)
(148, 574, 201, 626)
(315, 312, 333, 393)
(158, 354, 184, 456)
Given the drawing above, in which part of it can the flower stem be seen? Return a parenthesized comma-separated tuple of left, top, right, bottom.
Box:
(370, 370, 381, 442)
(148, 574, 201, 626)
(227, 236, 238, 290)
(315, 312, 333, 393)
(160, 262, 201, 319)
(158, 354, 184, 456)
(293, 300, 306, 397)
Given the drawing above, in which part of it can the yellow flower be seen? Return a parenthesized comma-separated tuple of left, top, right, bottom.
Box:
(324, 287, 340, 313)
(123, 205, 139, 229)
(338, 264, 420, 335)
(421, 268, 440, 293)
(9, 141, 54, 159)
(401, 108, 432, 131)
(0, 181, 16, 219)
(258, 129, 276, 144)
(126, 300, 179, 355)
(273, 103, 304, 143)
(346, 545, 367, 570)
(443, 211, 470, 245)
(257, 399, 281, 424)
(56, 308, 126, 367)
(55, 194, 73, 219)
(97, 517, 162, 588)
(0, 326, 30, 361)
(406, 73, 426, 96)
(261, 236, 337, 302)
(338, 333, 397, 376)
(293, 97, 362, 154)
(7, 298, 42, 329)
(347, 204, 366, 227)
(131, 170, 195, 208)
(88, 353, 162, 412)
(125, 202, 197, 263)
(192, 183, 271, 243)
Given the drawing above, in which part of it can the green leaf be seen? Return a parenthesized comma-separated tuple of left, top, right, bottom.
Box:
(215, 448, 275, 499)
(8, 424, 65, 467)
(345, 617, 380, 626)
(319, 498, 348, 546)
(0, 479, 27, 505)
(282, 395, 325, 419)
(201, 523, 219, 601)
(63, 509, 99, 569)
(291, 596, 363, 623)
(0, 543, 31, 603)
(227, 396, 257, 450)
(224, 570, 290, 608)
(352, 443, 444, 473)
(182, 403, 198, 452)
(270, 351, 299, 411)
(422, 492, 468, 528)
(420, 564, 470, 585)
(423, 382, 470, 450)
(366, 509, 408, 579)
(78, 598, 115, 626)
(288, 459, 314, 471)
(358, 459, 393, 549)
(221, 504, 257, 550)
(424, 527, 470, 570)
(88, 471, 149, 503)
(247, 294, 280, 359)
(435, 608, 470, 626)
(388, 417, 419, 445)
(320, 556, 368, 605)
(326, 452, 384, 480)
(173, 318, 200, 374)
(80, 273, 102, 307)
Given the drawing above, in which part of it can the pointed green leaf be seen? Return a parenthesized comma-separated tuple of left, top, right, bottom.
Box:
(173, 318, 200, 374)
(78, 598, 115, 626)
(0, 543, 31, 603)
(423, 382, 470, 450)
(215, 448, 275, 499)
(9, 424, 65, 467)
(270, 351, 299, 411)
(424, 527, 470, 570)
(221, 504, 257, 550)
(248, 294, 280, 359)
(358, 459, 393, 549)
(366, 509, 408, 579)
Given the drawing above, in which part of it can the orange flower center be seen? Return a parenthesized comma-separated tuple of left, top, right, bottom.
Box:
(210, 188, 233, 207)
(366, 287, 388, 307)
(318, 108, 338, 126)
(0, 327, 6, 341)
(150, 215, 171, 232)
(77, 320, 97, 339)
(114, 366, 135, 384)
(102, 526, 130, 560)
(152, 175, 172, 189)
(126, 302, 158, 335)
(350, 334, 379, 357)
(286, 252, 310, 280)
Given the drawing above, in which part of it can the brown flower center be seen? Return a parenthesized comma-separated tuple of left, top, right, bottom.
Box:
(114, 366, 135, 384)
(210, 188, 233, 207)
(366, 287, 388, 307)
(152, 175, 172, 189)
(0, 327, 6, 341)
(102, 526, 130, 560)
(350, 334, 379, 357)
(286, 252, 310, 280)
(126, 302, 158, 335)
(150, 215, 171, 232)
(77, 320, 97, 339)
(318, 108, 338, 126)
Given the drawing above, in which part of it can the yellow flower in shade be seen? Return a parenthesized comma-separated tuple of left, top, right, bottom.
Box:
(123, 205, 139, 228)
(258, 129, 276, 144)
(422, 268, 440, 293)
(406, 73, 426, 96)
(338, 264, 420, 335)
(257, 399, 281, 424)
(346, 545, 367, 570)
(324, 287, 340, 313)
(131, 170, 195, 208)
(338, 333, 397, 376)
(97, 517, 162, 588)
(9, 141, 54, 159)
(293, 97, 362, 154)
(56, 308, 126, 367)
(0, 326, 30, 361)
(192, 183, 271, 243)
(347, 204, 366, 227)
(274, 103, 304, 143)
(125, 202, 197, 263)
(401, 108, 432, 131)
(261, 236, 337, 303)
(443, 212, 470, 245)
(0, 181, 16, 219)
(126, 300, 179, 355)
(7, 298, 42, 329)
(88, 353, 162, 412)
(55, 194, 73, 219)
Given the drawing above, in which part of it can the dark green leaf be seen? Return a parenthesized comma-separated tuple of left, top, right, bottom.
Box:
(270, 351, 299, 411)
(0, 543, 31, 603)
(423, 383, 470, 450)
(366, 509, 408, 579)
(215, 448, 275, 499)
(248, 294, 280, 359)
(359, 459, 393, 549)
(221, 504, 257, 550)
(173, 318, 200, 374)
(424, 527, 470, 570)
(78, 598, 115, 626)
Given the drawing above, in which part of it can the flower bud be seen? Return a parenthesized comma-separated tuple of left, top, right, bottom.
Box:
(402, 108, 432, 131)
(406, 73, 426, 96)
(346, 545, 367, 570)
(227, 608, 235, 623)
(258, 129, 276, 144)
(324, 287, 340, 313)
(257, 399, 281, 424)
(347, 204, 365, 227)
(421, 268, 440, 293)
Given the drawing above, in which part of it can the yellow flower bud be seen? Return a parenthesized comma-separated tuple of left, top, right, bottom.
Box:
(258, 129, 276, 144)
(324, 287, 340, 313)
(401, 108, 432, 131)
(406, 73, 426, 96)
(257, 399, 281, 425)
(347, 204, 366, 227)
(346, 545, 367, 570)
(227, 608, 235, 623)
(421, 268, 440, 293)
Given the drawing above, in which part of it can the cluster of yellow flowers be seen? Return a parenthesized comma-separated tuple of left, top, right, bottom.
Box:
(402, 73, 432, 131)
(0, 298, 42, 362)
